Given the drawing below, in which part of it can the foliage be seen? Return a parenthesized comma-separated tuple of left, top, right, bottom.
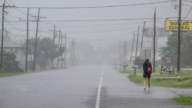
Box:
(126, 69, 192, 88)
(26, 37, 65, 70)
(172, 96, 192, 106)
(0, 51, 24, 73)
(118, 68, 161, 74)
(161, 32, 192, 67)
(0, 73, 25, 77)
(156, 59, 163, 67)
(134, 56, 144, 68)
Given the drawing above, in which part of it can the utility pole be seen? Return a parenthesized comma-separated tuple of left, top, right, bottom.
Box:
(70, 39, 74, 66)
(60, 32, 63, 67)
(20, 10, 38, 72)
(32, 8, 46, 71)
(73, 39, 75, 66)
(123, 41, 126, 71)
(119, 41, 121, 67)
(177, 0, 182, 73)
(58, 29, 61, 47)
(65, 33, 67, 68)
(135, 25, 140, 58)
(57, 30, 61, 68)
(153, 7, 156, 73)
(53, 25, 56, 41)
(49, 28, 60, 68)
(25, 8, 29, 73)
(49, 26, 59, 43)
(61, 32, 63, 47)
(130, 33, 135, 64)
(32, 8, 40, 72)
(0, 0, 15, 69)
(141, 21, 146, 49)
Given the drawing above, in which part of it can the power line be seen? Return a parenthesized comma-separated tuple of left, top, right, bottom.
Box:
(5, 20, 26, 31)
(5, 30, 23, 37)
(38, 21, 146, 29)
(7, 0, 28, 15)
(183, 0, 192, 2)
(183, 3, 192, 7)
(12, 1, 171, 9)
(67, 32, 134, 41)
(183, 7, 192, 20)
(1, 17, 182, 22)
(4, 26, 137, 34)
(67, 27, 138, 34)
(6, 14, 24, 18)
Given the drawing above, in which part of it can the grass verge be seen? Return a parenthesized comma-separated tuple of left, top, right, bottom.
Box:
(118, 68, 192, 88)
(119, 68, 161, 75)
(172, 96, 192, 106)
(128, 75, 192, 88)
(0, 73, 25, 77)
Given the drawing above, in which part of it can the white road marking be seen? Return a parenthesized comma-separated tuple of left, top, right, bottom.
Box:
(22, 89, 28, 92)
(95, 71, 104, 108)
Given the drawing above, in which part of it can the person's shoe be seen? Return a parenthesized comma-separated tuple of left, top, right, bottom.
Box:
(144, 88, 146, 91)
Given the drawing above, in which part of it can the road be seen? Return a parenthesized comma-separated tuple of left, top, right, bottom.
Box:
(0, 65, 190, 108)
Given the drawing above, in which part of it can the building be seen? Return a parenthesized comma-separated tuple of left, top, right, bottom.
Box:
(0, 32, 26, 69)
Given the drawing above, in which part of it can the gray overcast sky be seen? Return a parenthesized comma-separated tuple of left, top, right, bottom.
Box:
(1, 0, 192, 48)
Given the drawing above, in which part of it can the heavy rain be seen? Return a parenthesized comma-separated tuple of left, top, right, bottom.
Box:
(0, 0, 192, 108)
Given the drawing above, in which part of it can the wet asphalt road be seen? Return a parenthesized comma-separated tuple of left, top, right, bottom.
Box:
(0, 65, 190, 108)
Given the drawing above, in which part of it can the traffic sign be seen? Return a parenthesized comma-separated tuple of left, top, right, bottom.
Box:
(164, 49, 172, 53)
(140, 49, 151, 60)
(165, 20, 192, 31)
(58, 58, 65, 62)
(147, 28, 159, 36)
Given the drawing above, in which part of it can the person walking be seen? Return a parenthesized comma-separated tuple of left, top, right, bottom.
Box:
(143, 59, 152, 91)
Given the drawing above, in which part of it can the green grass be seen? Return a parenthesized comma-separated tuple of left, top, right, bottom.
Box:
(0, 73, 26, 77)
(119, 68, 161, 75)
(128, 75, 192, 88)
(118, 68, 192, 88)
(172, 96, 192, 106)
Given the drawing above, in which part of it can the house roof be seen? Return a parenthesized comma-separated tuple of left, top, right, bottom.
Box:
(0, 40, 23, 48)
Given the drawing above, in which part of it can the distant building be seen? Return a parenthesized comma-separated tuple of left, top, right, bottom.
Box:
(0, 30, 26, 69)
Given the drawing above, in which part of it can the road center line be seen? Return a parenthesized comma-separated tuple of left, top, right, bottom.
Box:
(95, 71, 104, 108)
(22, 89, 28, 92)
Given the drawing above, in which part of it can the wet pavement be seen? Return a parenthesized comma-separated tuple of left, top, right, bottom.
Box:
(0, 65, 191, 108)
(168, 88, 192, 96)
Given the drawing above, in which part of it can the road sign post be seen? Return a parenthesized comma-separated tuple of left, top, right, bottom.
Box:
(164, 49, 172, 53)
(58, 58, 65, 62)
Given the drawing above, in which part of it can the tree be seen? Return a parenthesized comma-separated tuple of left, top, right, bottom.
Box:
(26, 37, 65, 70)
(0, 51, 24, 73)
(134, 56, 143, 68)
(161, 32, 192, 67)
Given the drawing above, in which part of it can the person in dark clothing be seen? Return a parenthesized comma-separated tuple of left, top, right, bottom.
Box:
(143, 59, 152, 91)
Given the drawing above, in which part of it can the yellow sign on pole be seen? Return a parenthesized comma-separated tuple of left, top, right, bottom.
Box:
(165, 20, 192, 31)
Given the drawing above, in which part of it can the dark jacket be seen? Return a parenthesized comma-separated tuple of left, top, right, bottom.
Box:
(143, 61, 152, 73)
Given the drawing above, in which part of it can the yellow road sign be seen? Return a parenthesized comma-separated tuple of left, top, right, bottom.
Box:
(165, 20, 192, 31)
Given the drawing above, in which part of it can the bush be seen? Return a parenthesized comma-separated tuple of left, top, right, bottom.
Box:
(0, 51, 24, 73)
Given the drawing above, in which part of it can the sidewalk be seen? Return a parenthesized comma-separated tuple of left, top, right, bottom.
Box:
(168, 88, 192, 96)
